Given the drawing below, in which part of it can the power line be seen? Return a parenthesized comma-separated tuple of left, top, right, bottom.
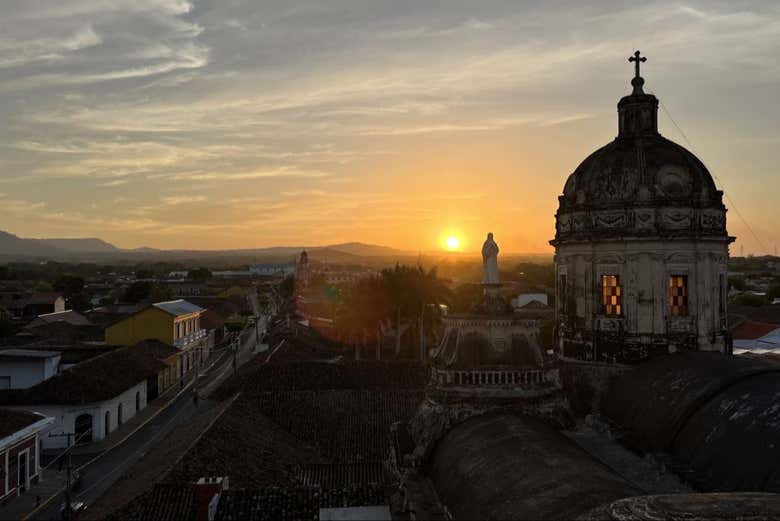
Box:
(653, 93, 769, 255)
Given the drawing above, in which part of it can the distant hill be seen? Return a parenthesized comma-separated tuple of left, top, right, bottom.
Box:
(0, 230, 410, 262)
(324, 242, 411, 257)
(32, 237, 118, 253)
(0, 231, 119, 257)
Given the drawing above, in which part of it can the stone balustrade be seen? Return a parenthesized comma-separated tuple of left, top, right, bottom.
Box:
(431, 367, 553, 387)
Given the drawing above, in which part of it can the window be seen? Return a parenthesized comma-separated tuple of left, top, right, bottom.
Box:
(669, 275, 688, 317)
(135, 391, 141, 412)
(559, 274, 567, 314)
(118, 403, 123, 426)
(104, 411, 111, 437)
(601, 275, 622, 316)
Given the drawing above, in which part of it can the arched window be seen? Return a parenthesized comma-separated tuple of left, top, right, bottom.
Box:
(135, 391, 141, 412)
(74, 414, 93, 444)
(104, 411, 111, 437)
(118, 403, 123, 426)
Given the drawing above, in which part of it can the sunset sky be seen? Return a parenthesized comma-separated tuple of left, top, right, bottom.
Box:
(0, 1, 778, 253)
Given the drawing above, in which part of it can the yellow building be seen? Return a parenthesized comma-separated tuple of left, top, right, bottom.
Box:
(106, 300, 209, 389)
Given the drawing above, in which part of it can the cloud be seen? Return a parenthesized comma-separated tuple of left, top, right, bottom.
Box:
(161, 194, 207, 205)
(0, 25, 101, 68)
(0, 1, 779, 250)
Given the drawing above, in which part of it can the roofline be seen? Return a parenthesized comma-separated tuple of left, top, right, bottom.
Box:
(37, 309, 79, 318)
(0, 414, 54, 451)
(0, 350, 62, 358)
(152, 299, 205, 317)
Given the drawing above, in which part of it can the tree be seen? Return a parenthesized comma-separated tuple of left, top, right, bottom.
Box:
(189, 267, 212, 283)
(380, 265, 418, 357)
(450, 283, 483, 313)
(54, 275, 91, 311)
(412, 266, 452, 361)
(123, 281, 153, 303)
(729, 276, 747, 291)
(335, 275, 390, 360)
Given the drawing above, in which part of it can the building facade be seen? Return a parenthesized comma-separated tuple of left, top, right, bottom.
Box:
(551, 53, 733, 363)
(0, 410, 53, 505)
(0, 350, 61, 390)
(105, 299, 209, 382)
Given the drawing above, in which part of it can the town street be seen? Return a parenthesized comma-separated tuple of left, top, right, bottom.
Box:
(30, 316, 266, 521)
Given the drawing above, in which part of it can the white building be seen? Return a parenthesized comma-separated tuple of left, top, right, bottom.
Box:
(0, 343, 171, 450)
(551, 53, 732, 363)
(0, 350, 61, 390)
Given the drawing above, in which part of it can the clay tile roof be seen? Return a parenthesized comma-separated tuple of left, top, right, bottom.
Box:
(730, 320, 780, 340)
(201, 309, 226, 330)
(21, 293, 63, 306)
(0, 342, 168, 406)
(0, 408, 46, 439)
(33, 309, 92, 326)
(106, 483, 196, 521)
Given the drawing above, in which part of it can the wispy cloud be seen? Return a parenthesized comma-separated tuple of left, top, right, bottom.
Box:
(161, 194, 207, 205)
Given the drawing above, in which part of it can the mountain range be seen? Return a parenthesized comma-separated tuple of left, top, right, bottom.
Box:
(0, 230, 412, 261)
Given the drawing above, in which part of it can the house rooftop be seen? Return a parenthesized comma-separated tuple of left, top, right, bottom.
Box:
(31, 309, 92, 326)
(0, 342, 169, 406)
(0, 349, 61, 359)
(153, 299, 204, 317)
(0, 409, 48, 439)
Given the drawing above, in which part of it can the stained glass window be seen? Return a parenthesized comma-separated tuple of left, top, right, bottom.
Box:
(602, 275, 622, 316)
(670, 275, 688, 317)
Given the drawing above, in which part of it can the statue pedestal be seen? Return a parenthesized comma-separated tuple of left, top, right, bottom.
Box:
(483, 283, 502, 297)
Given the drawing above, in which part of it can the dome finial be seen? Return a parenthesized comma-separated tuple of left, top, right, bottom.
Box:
(628, 50, 647, 94)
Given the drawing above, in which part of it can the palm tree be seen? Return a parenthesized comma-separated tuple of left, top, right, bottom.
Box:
(335, 275, 390, 360)
(380, 264, 417, 358)
(410, 265, 452, 361)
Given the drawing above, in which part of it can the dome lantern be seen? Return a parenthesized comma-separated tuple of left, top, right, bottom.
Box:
(618, 51, 659, 138)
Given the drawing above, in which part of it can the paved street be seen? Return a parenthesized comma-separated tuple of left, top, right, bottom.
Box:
(28, 317, 265, 521)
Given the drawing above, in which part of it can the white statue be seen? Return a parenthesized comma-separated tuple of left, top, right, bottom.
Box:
(481, 232, 500, 285)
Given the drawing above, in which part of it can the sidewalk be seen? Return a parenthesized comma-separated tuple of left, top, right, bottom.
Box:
(6, 348, 231, 521)
(0, 468, 69, 521)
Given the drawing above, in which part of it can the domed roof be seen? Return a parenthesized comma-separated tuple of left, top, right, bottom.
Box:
(553, 53, 729, 245)
(561, 134, 721, 209)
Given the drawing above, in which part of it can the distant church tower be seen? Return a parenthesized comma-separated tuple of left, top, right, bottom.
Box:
(551, 52, 734, 363)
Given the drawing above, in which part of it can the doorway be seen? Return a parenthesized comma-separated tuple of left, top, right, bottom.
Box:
(75, 413, 93, 444)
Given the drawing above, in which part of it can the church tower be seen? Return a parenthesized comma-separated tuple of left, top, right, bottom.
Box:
(551, 52, 734, 363)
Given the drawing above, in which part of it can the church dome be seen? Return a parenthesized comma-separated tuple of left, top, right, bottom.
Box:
(553, 53, 728, 244)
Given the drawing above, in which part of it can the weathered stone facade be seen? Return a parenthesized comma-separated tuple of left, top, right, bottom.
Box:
(551, 65, 733, 363)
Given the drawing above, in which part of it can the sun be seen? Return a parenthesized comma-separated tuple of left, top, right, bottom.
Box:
(445, 236, 461, 251)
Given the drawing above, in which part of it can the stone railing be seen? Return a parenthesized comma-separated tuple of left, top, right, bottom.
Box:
(431, 367, 554, 387)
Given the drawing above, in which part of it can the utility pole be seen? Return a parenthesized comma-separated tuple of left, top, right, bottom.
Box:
(48, 430, 84, 521)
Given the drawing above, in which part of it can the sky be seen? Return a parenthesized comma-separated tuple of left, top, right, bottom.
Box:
(0, 1, 779, 254)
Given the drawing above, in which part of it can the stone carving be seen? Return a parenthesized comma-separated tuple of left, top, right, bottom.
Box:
(482, 233, 500, 285)
(662, 210, 692, 229)
(591, 165, 637, 201)
(657, 166, 692, 197)
(701, 211, 725, 230)
(557, 216, 572, 233)
(594, 212, 627, 229)
(635, 210, 655, 229)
